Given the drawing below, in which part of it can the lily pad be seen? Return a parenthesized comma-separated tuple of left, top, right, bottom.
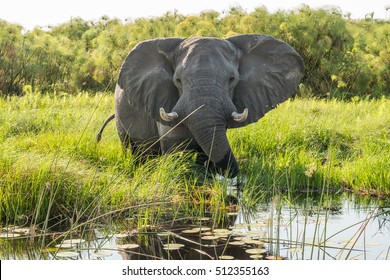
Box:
(266, 256, 284, 260)
(99, 244, 118, 250)
(201, 236, 219, 241)
(2, 226, 20, 231)
(214, 232, 232, 237)
(229, 241, 245, 246)
(244, 239, 264, 245)
(249, 254, 263, 259)
(163, 243, 185, 250)
(219, 255, 234, 260)
(215, 234, 229, 238)
(56, 251, 79, 258)
(248, 223, 268, 228)
(12, 228, 33, 235)
(233, 237, 246, 241)
(182, 229, 200, 234)
(245, 248, 267, 254)
(246, 230, 265, 237)
(213, 229, 231, 234)
(90, 251, 113, 258)
(232, 232, 248, 237)
(193, 227, 211, 232)
(239, 237, 253, 241)
(196, 217, 211, 222)
(121, 244, 140, 250)
(0, 232, 21, 238)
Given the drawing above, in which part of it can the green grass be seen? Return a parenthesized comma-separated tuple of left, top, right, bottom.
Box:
(230, 97, 389, 196)
(0, 91, 389, 232)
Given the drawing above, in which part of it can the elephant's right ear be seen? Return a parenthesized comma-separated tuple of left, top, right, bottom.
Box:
(118, 38, 184, 121)
(227, 34, 304, 128)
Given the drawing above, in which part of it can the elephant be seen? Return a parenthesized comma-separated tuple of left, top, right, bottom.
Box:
(97, 34, 304, 178)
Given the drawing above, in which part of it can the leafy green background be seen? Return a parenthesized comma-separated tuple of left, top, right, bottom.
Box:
(1, 6, 389, 98)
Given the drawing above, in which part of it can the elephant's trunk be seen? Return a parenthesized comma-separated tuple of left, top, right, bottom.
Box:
(170, 86, 239, 177)
(190, 119, 239, 177)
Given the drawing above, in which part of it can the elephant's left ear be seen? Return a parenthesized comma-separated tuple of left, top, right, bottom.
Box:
(117, 38, 184, 122)
(227, 34, 304, 128)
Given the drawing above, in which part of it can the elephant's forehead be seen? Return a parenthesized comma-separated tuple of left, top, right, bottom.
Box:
(179, 37, 235, 55)
(178, 37, 237, 67)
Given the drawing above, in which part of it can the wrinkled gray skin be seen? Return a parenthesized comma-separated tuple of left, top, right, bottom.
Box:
(97, 34, 304, 177)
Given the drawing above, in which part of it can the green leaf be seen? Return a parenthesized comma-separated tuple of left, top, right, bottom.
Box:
(163, 243, 185, 250)
(245, 248, 267, 254)
(90, 251, 113, 258)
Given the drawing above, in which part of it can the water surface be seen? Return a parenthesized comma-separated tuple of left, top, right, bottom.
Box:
(1, 193, 389, 260)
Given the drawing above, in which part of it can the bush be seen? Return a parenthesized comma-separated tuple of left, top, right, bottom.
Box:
(0, 6, 389, 98)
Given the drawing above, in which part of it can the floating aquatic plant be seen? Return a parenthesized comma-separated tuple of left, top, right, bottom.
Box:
(55, 251, 79, 258)
(163, 243, 185, 250)
(219, 255, 234, 260)
(90, 251, 113, 258)
(245, 248, 267, 254)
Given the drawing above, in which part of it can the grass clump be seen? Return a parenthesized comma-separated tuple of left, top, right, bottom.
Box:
(0, 91, 199, 232)
(230, 98, 389, 196)
(0, 92, 389, 232)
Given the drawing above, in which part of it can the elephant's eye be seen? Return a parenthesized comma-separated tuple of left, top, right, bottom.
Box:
(175, 78, 182, 86)
(229, 76, 237, 86)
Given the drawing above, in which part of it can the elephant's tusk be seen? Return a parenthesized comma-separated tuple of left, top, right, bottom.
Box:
(160, 108, 179, 122)
(231, 108, 248, 122)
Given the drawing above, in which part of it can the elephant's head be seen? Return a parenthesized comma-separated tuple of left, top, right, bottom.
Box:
(118, 35, 304, 177)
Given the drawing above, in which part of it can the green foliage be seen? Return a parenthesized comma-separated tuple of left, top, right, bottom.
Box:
(0, 91, 197, 227)
(0, 93, 388, 227)
(0, 6, 389, 97)
(229, 97, 389, 196)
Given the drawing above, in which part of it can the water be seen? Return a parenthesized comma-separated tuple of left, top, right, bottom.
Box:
(1, 193, 389, 260)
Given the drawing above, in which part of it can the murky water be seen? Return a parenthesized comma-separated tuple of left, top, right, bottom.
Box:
(1, 193, 389, 260)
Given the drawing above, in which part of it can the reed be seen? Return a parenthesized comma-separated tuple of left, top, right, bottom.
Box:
(0, 92, 388, 231)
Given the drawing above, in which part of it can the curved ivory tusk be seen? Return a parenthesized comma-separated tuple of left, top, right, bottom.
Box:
(231, 108, 248, 122)
(160, 108, 178, 122)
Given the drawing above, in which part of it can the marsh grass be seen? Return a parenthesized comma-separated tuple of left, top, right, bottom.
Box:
(0, 92, 196, 235)
(0, 91, 389, 244)
(231, 97, 390, 197)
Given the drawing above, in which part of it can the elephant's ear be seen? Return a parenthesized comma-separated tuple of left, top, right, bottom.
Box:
(117, 38, 184, 122)
(227, 34, 304, 128)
